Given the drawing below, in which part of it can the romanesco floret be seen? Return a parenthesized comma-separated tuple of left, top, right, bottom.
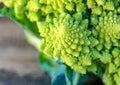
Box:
(1, 0, 120, 85)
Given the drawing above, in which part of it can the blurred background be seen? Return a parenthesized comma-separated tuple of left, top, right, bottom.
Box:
(0, 16, 51, 85)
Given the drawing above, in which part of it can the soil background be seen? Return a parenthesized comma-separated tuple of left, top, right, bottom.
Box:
(0, 17, 51, 85)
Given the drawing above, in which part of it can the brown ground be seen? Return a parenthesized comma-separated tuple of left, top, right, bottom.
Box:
(0, 17, 51, 85)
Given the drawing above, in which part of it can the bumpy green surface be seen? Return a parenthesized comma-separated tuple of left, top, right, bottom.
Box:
(1, 0, 120, 85)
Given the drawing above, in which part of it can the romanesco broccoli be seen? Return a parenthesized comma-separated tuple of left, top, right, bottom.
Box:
(1, 0, 120, 85)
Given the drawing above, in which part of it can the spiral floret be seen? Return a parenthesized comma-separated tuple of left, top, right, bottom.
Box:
(91, 12, 120, 85)
(38, 13, 93, 73)
(1, 0, 120, 85)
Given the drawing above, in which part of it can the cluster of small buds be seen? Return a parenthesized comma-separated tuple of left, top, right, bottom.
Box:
(1, 0, 120, 85)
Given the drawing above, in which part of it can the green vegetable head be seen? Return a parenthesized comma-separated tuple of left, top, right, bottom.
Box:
(1, 0, 120, 85)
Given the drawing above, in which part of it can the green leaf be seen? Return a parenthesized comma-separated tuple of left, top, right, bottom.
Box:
(65, 66, 73, 85)
(52, 72, 66, 85)
(9, 7, 40, 38)
(38, 52, 64, 78)
(0, 5, 40, 38)
(73, 72, 80, 85)
(65, 65, 89, 85)
(0, 6, 9, 17)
